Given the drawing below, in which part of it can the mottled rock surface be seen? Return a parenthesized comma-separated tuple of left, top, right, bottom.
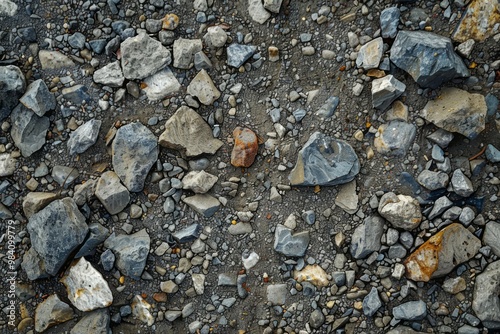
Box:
(231, 127, 259, 168)
(104, 229, 150, 279)
(0, 65, 25, 120)
(95, 171, 130, 215)
(472, 260, 500, 329)
(67, 119, 101, 156)
(142, 67, 180, 101)
(374, 121, 416, 156)
(378, 192, 422, 230)
(10, 104, 49, 157)
(350, 215, 385, 259)
(187, 69, 221, 105)
(274, 224, 310, 257)
(19, 79, 55, 116)
(34, 294, 74, 333)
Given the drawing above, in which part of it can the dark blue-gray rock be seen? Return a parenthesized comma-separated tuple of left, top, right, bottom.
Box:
(363, 287, 382, 317)
(237, 274, 248, 298)
(374, 121, 416, 156)
(19, 79, 55, 117)
(70, 309, 110, 334)
(451, 169, 474, 197)
(309, 308, 325, 329)
(95, 171, 130, 215)
(183, 194, 220, 218)
(472, 260, 500, 329)
(427, 129, 454, 149)
(93, 61, 124, 88)
(89, 39, 107, 54)
(68, 32, 86, 49)
(316, 96, 339, 118)
(103, 229, 150, 280)
(350, 215, 384, 259)
(486, 144, 500, 163)
(105, 36, 121, 56)
(390, 30, 470, 88)
(163, 197, 175, 214)
(289, 132, 360, 186)
(274, 224, 310, 257)
(26, 198, 88, 277)
(52, 166, 79, 188)
(428, 196, 453, 220)
(194, 51, 213, 71)
(75, 223, 109, 258)
(302, 210, 316, 225)
(62, 85, 91, 105)
(18, 27, 37, 42)
(0, 0, 18, 16)
(112, 122, 158, 192)
(380, 7, 400, 39)
(483, 222, 500, 257)
(172, 223, 202, 243)
(100, 249, 115, 271)
(486, 93, 499, 117)
(293, 109, 306, 122)
(417, 170, 449, 191)
(371, 75, 406, 110)
(10, 104, 49, 157)
(67, 119, 101, 155)
(0, 65, 25, 121)
(431, 144, 445, 162)
(356, 37, 383, 70)
(393, 300, 427, 320)
(226, 43, 256, 68)
(120, 32, 171, 80)
(145, 19, 163, 33)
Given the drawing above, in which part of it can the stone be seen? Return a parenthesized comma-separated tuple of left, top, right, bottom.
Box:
(182, 170, 218, 194)
(183, 194, 220, 218)
(393, 300, 427, 321)
(442, 277, 466, 294)
(104, 229, 150, 279)
(390, 31, 469, 88)
(120, 32, 171, 80)
(142, 67, 181, 101)
(427, 129, 454, 149)
(68, 32, 85, 49)
(131, 295, 154, 326)
(19, 79, 55, 116)
(350, 215, 385, 259)
(452, 0, 500, 42)
(95, 171, 130, 215)
(194, 51, 213, 71)
(248, 0, 271, 24)
(0, 153, 16, 177)
(356, 37, 383, 70)
(67, 119, 101, 156)
(22, 192, 57, 219)
(363, 287, 382, 317)
(274, 224, 310, 257)
(371, 75, 406, 110)
(0, 65, 25, 121)
(386, 100, 408, 122)
(486, 144, 500, 163)
(309, 308, 325, 329)
(374, 121, 416, 156)
(100, 249, 115, 271)
(73, 179, 97, 206)
(294, 264, 329, 287)
(472, 260, 500, 329)
(62, 85, 91, 105)
(173, 38, 202, 69)
(378, 192, 422, 230)
(160, 280, 178, 293)
(22, 248, 48, 280)
(316, 96, 340, 119)
(334, 180, 358, 214)
(70, 309, 110, 334)
(457, 39, 475, 58)
(241, 250, 260, 270)
(428, 196, 453, 220)
(161, 13, 179, 30)
(0, 0, 17, 16)
(289, 132, 360, 186)
(451, 169, 474, 197)
(10, 104, 49, 157)
(421, 88, 487, 139)
(380, 7, 400, 39)
(187, 69, 221, 105)
(264, 0, 282, 13)
(204, 26, 227, 48)
(387, 327, 425, 334)
(61, 257, 113, 312)
(417, 170, 450, 191)
(484, 222, 500, 257)
(226, 43, 256, 68)
(75, 223, 109, 258)
(404, 223, 481, 282)
(93, 61, 124, 87)
(231, 127, 259, 168)
(267, 284, 288, 305)
(228, 222, 252, 235)
(192, 273, 205, 295)
(159, 106, 223, 157)
(34, 294, 74, 333)
(51, 166, 79, 188)
(112, 122, 158, 192)
(39, 50, 75, 69)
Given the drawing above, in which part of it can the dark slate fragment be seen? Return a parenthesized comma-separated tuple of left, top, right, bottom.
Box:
(226, 43, 256, 68)
(172, 223, 202, 243)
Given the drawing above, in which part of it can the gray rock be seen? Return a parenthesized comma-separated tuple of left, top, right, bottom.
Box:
(472, 260, 500, 329)
(431, 144, 445, 162)
(443, 206, 462, 220)
(264, 0, 282, 13)
(120, 32, 171, 80)
(22, 192, 57, 219)
(182, 194, 220, 218)
(93, 61, 124, 87)
(451, 169, 474, 197)
(203, 26, 227, 48)
(0, 0, 18, 16)
(356, 37, 383, 70)
(0, 153, 16, 177)
(380, 7, 400, 39)
(39, 50, 75, 69)
(62, 85, 91, 105)
(145, 19, 162, 33)
(73, 179, 97, 206)
(19, 79, 55, 116)
(165, 310, 182, 322)
(484, 222, 500, 257)
(274, 224, 310, 257)
(309, 308, 325, 329)
(96, 171, 130, 215)
(142, 67, 181, 101)
(266, 284, 287, 305)
(457, 325, 480, 334)
(248, 0, 271, 24)
(393, 300, 427, 321)
(104, 229, 150, 279)
(289, 132, 360, 186)
(226, 43, 257, 68)
(194, 51, 213, 71)
(417, 170, 449, 191)
(228, 222, 253, 235)
(486, 144, 500, 163)
(350, 215, 384, 259)
(387, 326, 426, 334)
(390, 31, 469, 88)
(67, 119, 101, 155)
(75, 222, 109, 258)
(452, 0, 500, 43)
(192, 273, 205, 294)
(378, 192, 422, 230)
(187, 69, 221, 106)
(100, 249, 115, 271)
(302, 210, 316, 225)
(486, 93, 499, 117)
(428, 196, 453, 220)
(70, 309, 110, 334)
(89, 39, 107, 54)
(335, 180, 358, 214)
(0, 65, 25, 120)
(427, 129, 454, 149)
(316, 96, 340, 119)
(10, 104, 49, 157)
(182, 170, 218, 194)
(68, 32, 86, 49)
(112, 122, 158, 192)
(363, 287, 382, 317)
(172, 38, 202, 69)
(52, 166, 79, 188)
(374, 121, 416, 156)
(371, 75, 406, 110)
(172, 223, 202, 243)
(459, 207, 475, 226)
(388, 244, 407, 259)
(26, 198, 88, 277)
(21, 247, 49, 280)
(34, 294, 74, 333)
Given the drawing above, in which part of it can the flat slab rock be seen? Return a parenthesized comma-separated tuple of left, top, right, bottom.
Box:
(274, 224, 310, 257)
(374, 120, 416, 157)
(34, 294, 74, 333)
(10, 103, 49, 157)
(350, 215, 385, 259)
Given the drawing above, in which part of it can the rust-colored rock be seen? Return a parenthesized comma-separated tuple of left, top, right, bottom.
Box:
(162, 13, 179, 30)
(231, 127, 258, 168)
(404, 223, 480, 282)
(294, 264, 329, 287)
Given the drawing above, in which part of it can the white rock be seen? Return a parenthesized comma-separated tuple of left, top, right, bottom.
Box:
(93, 61, 124, 87)
(356, 37, 383, 70)
(248, 0, 271, 24)
(182, 170, 218, 193)
(378, 192, 422, 230)
(192, 273, 205, 295)
(204, 26, 227, 48)
(187, 69, 221, 105)
(131, 295, 154, 326)
(0, 0, 18, 16)
(242, 251, 260, 270)
(142, 67, 181, 101)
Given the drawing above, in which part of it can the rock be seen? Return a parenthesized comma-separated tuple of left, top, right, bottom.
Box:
(73, 179, 97, 206)
(378, 192, 422, 230)
(404, 223, 481, 282)
(131, 295, 154, 326)
(356, 37, 383, 70)
(70, 309, 110, 334)
(371, 75, 406, 110)
(231, 127, 259, 167)
(387, 327, 425, 334)
(421, 88, 487, 139)
(0, 153, 16, 177)
(61, 257, 113, 312)
(159, 106, 223, 157)
(173, 223, 202, 243)
(19, 79, 55, 116)
(161, 13, 179, 30)
(120, 32, 171, 80)
(264, 0, 282, 13)
(95, 171, 130, 215)
(39, 50, 75, 69)
(142, 67, 181, 101)
(112, 122, 158, 192)
(428, 196, 453, 220)
(10, 104, 49, 157)
(484, 222, 500, 257)
(0, 0, 18, 16)
(68, 32, 85, 49)
(93, 61, 124, 87)
(417, 170, 450, 191)
(452, 0, 500, 42)
(192, 273, 205, 294)
(248, 0, 271, 24)
(442, 277, 466, 294)
(160, 280, 178, 293)
(457, 39, 475, 58)
(204, 26, 227, 48)
(172, 38, 202, 69)
(22, 192, 57, 219)
(228, 222, 252, 235)
(427, 129, 454, 149)
(294, 264, 329, 287)
(389, 31, 469, 88)
(187, 69, 221, 105)
(67, 119, 101, 156)
(387, 100, 408, 122)
(104, 229, 150, 279)
(486, 144, 500, 163)
(334, 180, 358, 214)
(309, 308, 325, 329)
(374, 121, 416, 156)
(350, 215, 385, 259)
(316, 96, 340, 119)
(183, 194, 220, 218)
(393, 300, 427, 321)
(267, 284, 288, 305)
(472, 260, 500, 329)
(22, 247, 48, 280)
(182, 170, 218, 194)
(289, 132, 360, 186)
(26, 198, 88, 277)
(380, 7, 400, 39)
(62, 85, 91, 105)
(226, 43, 256, 68)
(100, 249, 115, 271)
(241, 250, 260, 270)
(75, 223, 109, 258)
(363, 287, 382, 317)
(274, 224, 310, 257)
(451, 169, 474, 197)
(52, 166, 79, 188)
(194, 51, 213, 70)
(34, 294, 74, 332)
(0, 65, 25, 120)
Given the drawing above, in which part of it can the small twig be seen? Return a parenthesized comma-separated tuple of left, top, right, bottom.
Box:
(469, 146, 487, 161)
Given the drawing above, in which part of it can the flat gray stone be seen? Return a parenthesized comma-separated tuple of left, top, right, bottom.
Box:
(227, 43, 256, 68)
(363, 287, 382, 317)
(371, 75, 406, 110)
(484, 222, 500, 257)
(473, 260, 500, 329)
(187, 69, 221, 106)
(451, 169, 474, 197)
(264, 0, 282, 13)
(380, 7, 400, 39)
(203, 26, 227, 48)
(100, 249, 115, 271)
(309, 308, 325, 329)
(417, 170, 449, 191)
(0, 65, 25, 121)
(172, 38, 202, 69)
(316, 96, 340, 119)
(104, 229, 150, 279)
(75, 222, 109, 258)
(334, 180, 358, 214)
(19, 79, 55, 116)
(428, 196, 453, 220)
(486, 144, 500, 163)
(350, 215, 384, 259)
(142, 67, 180, 101)
(22, 192, 57, 219)
(52, 166, 79, 188)
(267, 284, 288, 305)
(67, 119, 101, 155)
(62, 85, 91, 105)
(93, 61, 124, 87)
(374, 120, 416, 157)
(356, 37, 383, 70)
(39, 50, 75, 69)
(172, 223, 202, 243)
(248, 0, 271, 24)
(10, 104, 49, 157)
(182, 194, 220, 218)
(70, 309, 110, 334)
(68, 32, 86, 49)
(274, 224, 310, 257)
(393, 300, 427, 321)
(427, 129, 454, 149)
(34, 294, 74, 333)
(95, 171, 130, 215)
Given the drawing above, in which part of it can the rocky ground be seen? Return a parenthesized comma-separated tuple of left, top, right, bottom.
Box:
(1, 0, 500, 333)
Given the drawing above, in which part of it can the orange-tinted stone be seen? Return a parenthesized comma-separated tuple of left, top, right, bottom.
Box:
(162, 14, 179, 30)
(231, 127, 258, 167)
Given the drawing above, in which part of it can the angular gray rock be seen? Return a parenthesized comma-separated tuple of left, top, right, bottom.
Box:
(227, 43, 256, 68)
(172, 223, 202, 243)
(182, 170, 218, 194)
(112, 122, 158, 192)
(172, 38, 202, 69)
(0, 0, 18, 16)
(10, 104, 49, 157)
(484, 222, 500, 257)
(427, 128, 454, 149)
(451, 169, 474, 197)
(142, 67, 181, 101)
(100, 249, 115, 271)
(73, 179, 97, 206)
(309, 308, 325, 329)
(417, 170, 449, 191)
(0, 153, 16, 177)
(371, 75, 406, 110)
(289, 132, 360, 186)
(350, 215, 384, 259)
(39, 50, 75, 70)
(34, 294, 74, 333)
(472, 260, 500, 329)
(203, 26, 227, 48)
(380, 7, 400, 39)
(248, 0, 271, 24)
(187, 69, 221, 105)
(95, 171, 130, 215)
(0, 65, 25, 120)
(374, 120, 416, 156)
(93, 61, 125, 87)
(363, 287, 382, 317)
(52, 165, 79, 188)
(67, 119, 101, 155)
(316, 96, 340, 119)
(264, 0, 283, 13)
(70, 309, 110, 334)
(75, 222, 109, 258)
(22, 192, 57, 219)
(182, 194, 220, 218)
(267, 284, 288, 305)
(378, 192, 422, 230)
(390, 31, 470, 88)
(356, 37, 383, 70)
(393, 300, 427, 321)
(274, 224, 310, 257)
(486, 144, 500, 163)
(428, 196, 453, 220)
(104, 229, 150, 279)
(120, 32, 171, 80)
(68, 32, 86, 49)
(19, 79, 55, 116)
